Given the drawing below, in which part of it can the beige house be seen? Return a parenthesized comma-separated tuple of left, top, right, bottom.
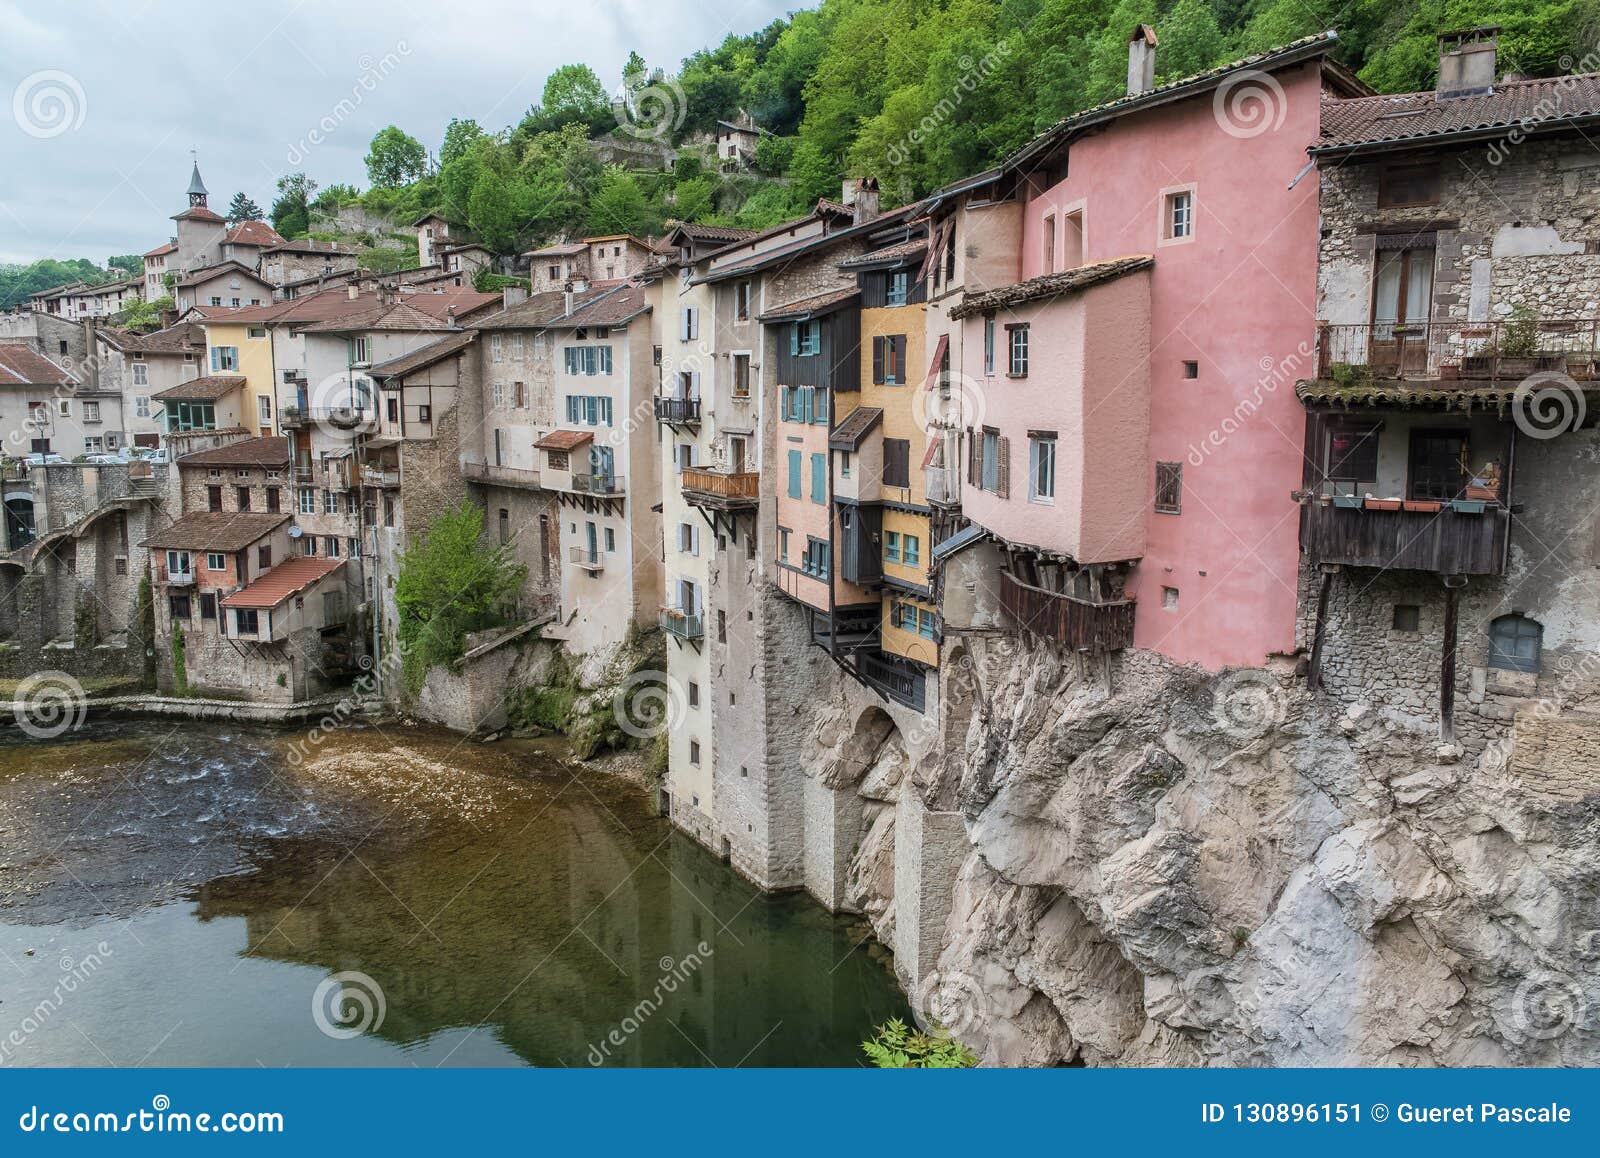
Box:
(173, 261, 275, 312)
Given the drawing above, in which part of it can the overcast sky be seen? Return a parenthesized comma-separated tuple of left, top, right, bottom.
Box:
(0, 0, 794, 265)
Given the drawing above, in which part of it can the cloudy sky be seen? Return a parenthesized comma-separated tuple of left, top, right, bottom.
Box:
(0, 0, 794, 265)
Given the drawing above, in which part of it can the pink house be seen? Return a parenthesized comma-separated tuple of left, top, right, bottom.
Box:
(940, 29, 1366, 670)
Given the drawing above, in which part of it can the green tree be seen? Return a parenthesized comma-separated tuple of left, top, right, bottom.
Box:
(394, 502, 527, 695)
(671, 175, 716, 223)
(106, 254, 142, 278)
(468, 171, 521, 253)
(440, 117, 485, 166)
(270, 172, 318, 239)
(365, 125, 428, 188)
(530, 63, 613, 134)
(586, 167, 653, 236)
(226, 192, 264, 222)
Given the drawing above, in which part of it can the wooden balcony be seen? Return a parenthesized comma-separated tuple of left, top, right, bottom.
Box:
(461, 460, 542, 490)
(855, 650, 927, 711)
(681, 467, 759, 509)
(925, 465, 959, 507)
(999, 570, 1135, 653)
(653, 396, 701, 427)
(570, 472, 625, 497)
(1299, 499, 1509, 575)
(1316, 319, 1600, 382)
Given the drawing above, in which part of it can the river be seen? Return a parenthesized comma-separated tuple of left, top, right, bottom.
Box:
(0, 719, 909, 1066)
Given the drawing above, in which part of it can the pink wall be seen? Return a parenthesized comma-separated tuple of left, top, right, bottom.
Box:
(959, 268, 1150, 564)
(1015, 60, 1326, 669)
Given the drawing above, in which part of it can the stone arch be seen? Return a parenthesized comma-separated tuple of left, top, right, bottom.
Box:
(829, 704, 899, 789)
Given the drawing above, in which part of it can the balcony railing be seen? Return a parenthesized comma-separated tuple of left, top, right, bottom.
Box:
(460, 460, 542, 490)
(361, 466, 400, 488)
(1298, 497, 1510, 575)
(659, 606, 705, 640)
(681, 467, 759, 506)
(164, 571, 195, 588)
(568, 546, 604, 572)
(279, 406, 307, 429)
(653, 396, 702, 425)
(1316, 319, 1600, 382)
(856, 651, 927, 711)
(999, 570, 1136, 653)
(571, 472, 625, 496)
(925, 465, 959, 506)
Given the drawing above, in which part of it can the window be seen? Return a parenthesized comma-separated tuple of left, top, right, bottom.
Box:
(547, 449, 569, 471)
(810, 452, 826, 504)
(1030, 434, 1057, 502)
(1155, 461, 1183, 513)
(734, 281, 751, 320)
(1408, 430, 1467, 501)
(1006, 324, 1029, 377)
(135, 395, 150, 417)
(883, 438, 910, 488)
(324, 536, 340, 558)
(298, 488, 315, 514)
(301, 536, 317, 556)
(979, 427, 1007, 496)
(724, 352, 749, 399)
(132, 363, 148, 386)
(689, 740, 701, 766)
(249, 326, 267, 339)
(82, 401, 100, 423)
(492, 382, 505, 408)
(257, 544, 272, 569)
(418, 404, 431, 422)
(236, 485, 251, 510)
(564, 394, 613, 425)
(1182, 360, 1199, 379)
(688, 681, 700, 708)
(499, 508, 510, 545)
(678, 522, 698, 555)
(199, 593, 216, 620)
(1164, 189, 1193, 240)
(166, 549, 191, 576)
(1488, 614, 1542, 673)
(258, 396, 272, 425)
(169, 594, 191, 619)
(903, 535, 920, 567)
(1379, 162, 1440, 208)
(680, 307, 699, 341)
(802, 537, 830, 579)
(716, 610, 726, 643)
(1325, 424, 1380, 490)
(839, 451, 851, 479)
(511, 333, 524, 360)
(1373, 245, 1435, 333)
(514, 381, 527, 409)
(1392, 605, 1420, 632)
(234, 608, 260, 635)
(210, 346, 238, 372)
(206, 552, 226, 571)
(885, 531, 901, 563)
(352, 336, 369, 364)
(491, 333, 504, 362)
(917, 606, 937, 640)
(604, 527, 615, 552)
(791, 321, 821, 357)
(1042, 213, 1056, 271)
(1162, 586, 1179, 611)
(983, 315, 995, 374)
(872, 335, 907, 385)
(562, 346, 613, 376)
(265, 486, 280, 514)
(778, 526, 790, 563)
(885, 271, 909, 307)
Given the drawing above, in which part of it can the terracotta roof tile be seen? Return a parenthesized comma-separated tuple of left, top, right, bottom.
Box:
(224, 220, 287, 248)
(757, 286, 860, 323)
(0, 343, 77, 387)
(839, 236, 928, 270)
(948, 255, 1154, 319)
(830, 406, 884, 451)
(151, 374, 246, 402)
(535, 429, 594, 451)
(172, 205, 226, 224)
(143, 241, 178, 258)
(177, 435, 289, 467)
(177, 260, 270, 289)
(142, 511, 289, 551)
(547, 284, 649, 328)
(1315, 73, 1600, 154)
(369, 331, 476, 379)
(221, 556, 345, 609)
(260, 238, 358, 256)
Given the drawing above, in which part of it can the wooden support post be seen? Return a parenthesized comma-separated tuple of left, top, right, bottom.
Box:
(1308, 566, 1336, 692)
(1440, 578, 1461, 744)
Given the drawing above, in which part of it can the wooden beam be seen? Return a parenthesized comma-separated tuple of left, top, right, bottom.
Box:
(1440, 579, 1461, 744)
(1308, 566, 1336, 692)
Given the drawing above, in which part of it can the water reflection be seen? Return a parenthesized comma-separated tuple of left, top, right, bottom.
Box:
(0, 721, 907, 1066)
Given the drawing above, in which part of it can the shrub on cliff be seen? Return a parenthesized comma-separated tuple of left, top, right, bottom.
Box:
(862, 1018, 977, 1068)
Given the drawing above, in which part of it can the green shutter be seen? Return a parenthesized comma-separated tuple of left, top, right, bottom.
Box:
(788, 450, 802, 498)
(811, 453, 826, 504)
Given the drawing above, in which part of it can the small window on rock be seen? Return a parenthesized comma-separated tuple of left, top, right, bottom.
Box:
(1392, 605, 1420, 632)
(1182, 360, 1199, 379)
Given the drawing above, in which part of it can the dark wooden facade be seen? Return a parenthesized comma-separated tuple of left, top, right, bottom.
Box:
(1299, 502, 1510, 575)
(999, 570, 1136, 653)
(772, 309, 860, 391)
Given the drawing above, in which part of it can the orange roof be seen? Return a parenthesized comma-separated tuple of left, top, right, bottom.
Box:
(220, 556, 345, 609)
(224, 220, 287, 248)
(535, 429, 594, 451)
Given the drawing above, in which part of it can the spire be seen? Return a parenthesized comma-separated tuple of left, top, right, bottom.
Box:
(187, 149, 208, 207)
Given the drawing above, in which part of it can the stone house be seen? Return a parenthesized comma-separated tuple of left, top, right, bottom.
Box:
(257, 239, 360, 287)
(93, 321, 207, 448)
(0, 342, 103, 457)
(173, 261, 275, 313)
(1297, 27, 1600, 755)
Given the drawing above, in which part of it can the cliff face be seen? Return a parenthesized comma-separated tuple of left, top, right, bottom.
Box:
(888, 635, 1599, 1066)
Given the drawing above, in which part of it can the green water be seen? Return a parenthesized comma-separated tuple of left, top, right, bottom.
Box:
(0, 720, 909, 1066)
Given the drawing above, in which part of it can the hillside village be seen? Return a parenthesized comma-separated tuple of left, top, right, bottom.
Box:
(5, 24, 1600, 1065)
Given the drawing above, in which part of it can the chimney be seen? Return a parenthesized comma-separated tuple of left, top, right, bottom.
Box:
(445, 305, 457, 327)
(563, 280, 575, 316)
(346, 284, 359, 300)
(840, 178, 857, 208)
(1127, 25, 1158, 96)
(1437, 27, 1499, 98)
(852, 178, 880, 225)
(503, 285, 528, 309)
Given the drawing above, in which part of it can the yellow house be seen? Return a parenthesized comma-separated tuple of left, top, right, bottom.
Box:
(839, 234, 938, 673)
(201, 312, 278, 437)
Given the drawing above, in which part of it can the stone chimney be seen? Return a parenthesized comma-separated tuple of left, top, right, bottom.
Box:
(445, 305, 457, 327)
(563, 280, 575, 316)
(841, 178, 858, 207)
(852, 178, 880, 225)
(503, 285, 528, 309)
(1437, 27, 1498, 98)
(346, 283, 360, 300)
(1127, 25, 1158, 96)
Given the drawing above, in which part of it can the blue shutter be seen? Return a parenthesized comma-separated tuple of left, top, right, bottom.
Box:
(779, 386, 789, 420)
(787, 450, 802, 498)
(811, 453, 826, 504)
(790, 325, 799, 356)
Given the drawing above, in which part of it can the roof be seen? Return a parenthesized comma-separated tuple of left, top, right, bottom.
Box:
(96, 321, 206, 355)
(839, 236, 928, 270)
(369, 330, 476, 379)
(932, 523, 988, 562)
(1004, 31, 1357, 173)
(410, 211, 454, 227)
(471, 288, 602, 330)
(172, 205, 226, 224)
(177, 260, 270, 289)
(0, 343, 76, 386)
(151, 374, 245, 402)
(299, 301, 460, 334)
(1315, 73, 1600, 156)
(524, 240, 589, 257)
(549, 284, 648, 328)
(224, 220, 286, 248)
(697, 204, 923, 285)
(948, 255, 1154, 319)
(717, 119, 762, 134)
(829, 406, 884, 451)
(402, 288, 499, 321)
(440, 241, 491, 255)
(667, 222, 759, 245)
(535, 429, 594, 451)
(582, 234, 652, 246)
(143, 241, 178, 258)
(142, 511, 290, 551)
(758, 286, 860, 323)
(1295, 379, 1600, 409)
(260, 238, 358, 256)
(187, 162, 208, 198)
(221, 557, 345, 609)
(177, 435, 289, 467)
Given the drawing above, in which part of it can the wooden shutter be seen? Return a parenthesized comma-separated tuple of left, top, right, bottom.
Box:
(966, 428, 977, 486)
(871, 335, 884, 384)
(996, 436, 1010, 498)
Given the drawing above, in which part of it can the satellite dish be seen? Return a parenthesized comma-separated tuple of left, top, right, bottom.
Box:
(288, 526, 303, 538)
